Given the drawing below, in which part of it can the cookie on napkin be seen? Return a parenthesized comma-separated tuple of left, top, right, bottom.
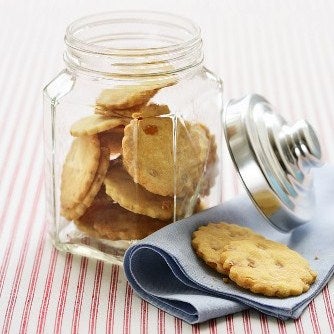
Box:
(192, 222, 317, 297)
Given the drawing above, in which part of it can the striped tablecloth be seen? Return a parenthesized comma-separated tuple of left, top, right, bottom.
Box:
(0, 0, 333, 333)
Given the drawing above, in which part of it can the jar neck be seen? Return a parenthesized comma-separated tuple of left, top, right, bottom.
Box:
(64, 11, 204, 79)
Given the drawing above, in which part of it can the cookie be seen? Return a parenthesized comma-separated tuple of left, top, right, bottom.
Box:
(70, 115, 130, 137)
(104, 162, 174, 220)
(74, 195, 171, 240)
(190, 124, 212, 170)
(95, 86, 158, 113)
(94, 64, 177, 117)
(60, 135, 101, 210)
(200, 130, 218, 196)
(95, 105, 141, 118)
(220, 239, 317, 297)
(61, 147, 110, 220)
(131, 104, 170, 119)
(191, 222, 265, 274)
(122, 117, 209, 196)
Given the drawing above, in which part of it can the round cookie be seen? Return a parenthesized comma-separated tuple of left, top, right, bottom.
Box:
(95, 62, 176, 116)
(199, 128, 218, 196)
(74, 197, 171, 240)
(61, 146, 110, 220)
(60, 135, 100, 210)
(104, 162, 174, 220)
(95, 105, 141, 118)
(70, 115, 130, 137)
(191, 222, 265, 274)
(122, 117, 210, 197)
(95, 86, 158, 114)
(220, 239, 317, 297)
(131, 104, 170, 119)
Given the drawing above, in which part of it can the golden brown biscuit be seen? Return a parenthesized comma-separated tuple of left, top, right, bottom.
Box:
(197, 125, 218, 196)
(220, 239, 317, 297)
(95, 103, 170, 120)
(60, 135, 100, 210)
(61, 147, 110, 220)
(70, 115, 130, 137)
(191, 222, 265, 274)
(104, 162, 174, 220)
(122, 118, 210, 197)
(95, 86, 158, 113)
(74, 195, 171, 240)
(190, 124, 212, 169)
(95, 105, 141, 118)
(131, 104, 170, 119)
(95, 63, 176, 116)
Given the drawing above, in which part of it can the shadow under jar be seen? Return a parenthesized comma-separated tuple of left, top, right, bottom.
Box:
(43, 11, 224, 265)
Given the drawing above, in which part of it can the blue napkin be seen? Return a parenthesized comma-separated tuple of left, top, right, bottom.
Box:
(123, 165, 334, 324)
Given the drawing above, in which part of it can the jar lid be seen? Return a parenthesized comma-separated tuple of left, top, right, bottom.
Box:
(224, 94, 323, 232)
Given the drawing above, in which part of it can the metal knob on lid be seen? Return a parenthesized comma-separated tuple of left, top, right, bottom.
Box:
(224, 94, 323, 232)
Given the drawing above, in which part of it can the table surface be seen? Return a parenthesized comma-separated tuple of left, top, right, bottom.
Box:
(0, 0, 333, 333)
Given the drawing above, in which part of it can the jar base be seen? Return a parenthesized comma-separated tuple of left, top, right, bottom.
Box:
(52, 222, 138, 265)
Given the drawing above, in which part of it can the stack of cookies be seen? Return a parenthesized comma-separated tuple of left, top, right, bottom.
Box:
(60, 81, 218, 241)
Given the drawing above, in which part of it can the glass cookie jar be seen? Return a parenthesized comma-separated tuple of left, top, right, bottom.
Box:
(44, 11, 322, 265)
(44, 11, 224, 264)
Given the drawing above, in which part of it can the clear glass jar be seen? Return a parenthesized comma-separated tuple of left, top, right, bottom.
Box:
(44, 11, 224, 265)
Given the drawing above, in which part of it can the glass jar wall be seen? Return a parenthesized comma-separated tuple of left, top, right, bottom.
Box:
(43, 11, 224, 264)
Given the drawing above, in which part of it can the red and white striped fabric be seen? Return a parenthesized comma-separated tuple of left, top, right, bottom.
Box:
(0, 0, 333, 333)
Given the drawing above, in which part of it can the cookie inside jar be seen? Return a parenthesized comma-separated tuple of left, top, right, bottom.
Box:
(59, 83, 218, 242)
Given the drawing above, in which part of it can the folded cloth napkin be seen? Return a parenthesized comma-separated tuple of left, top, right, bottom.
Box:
(123, 165, 334, 324)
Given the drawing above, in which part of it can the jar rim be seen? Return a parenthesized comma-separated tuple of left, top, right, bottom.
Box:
(65, 10, 202, 56)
